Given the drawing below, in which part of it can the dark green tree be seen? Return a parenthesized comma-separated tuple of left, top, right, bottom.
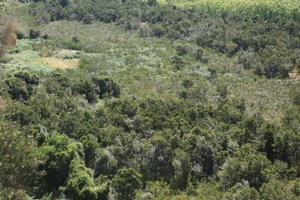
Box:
(111, 168, 142, 200)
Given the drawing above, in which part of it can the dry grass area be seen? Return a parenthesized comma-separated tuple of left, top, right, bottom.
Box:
(40, 57, 79, 69)
(289, 69, 300, 80)
(0, 96, 6, 111)
(54, 49, 79, 59)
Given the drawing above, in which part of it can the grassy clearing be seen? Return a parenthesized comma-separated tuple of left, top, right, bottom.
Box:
(0, 39, 81, 73)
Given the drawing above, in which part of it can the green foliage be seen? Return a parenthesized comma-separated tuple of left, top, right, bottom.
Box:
(79, 134, 98, 167)
(92, 77, 121, 98)
(111, 168, 142, 200)
(223, 182, 260, 200)
(29, 29, 40, 39)
(41, 133, 83, 191)
(291, 91, 300, 106)
(171, 56, 185, 70)
(1, 0, 300, 198)
(4, 71, 39, 101)
(65, 157, 100, 200)
(94, 149, 119, 177)
(260, 179, 297, 200)
(141, 135, 174, 182)
(0, 121, 41, 193)
(218, 145, 272, 189)
(72, 79, 98, 103)
(151, 24, 165, 37)
(5, 77, 34, 101)
(171, 149, 191, 190)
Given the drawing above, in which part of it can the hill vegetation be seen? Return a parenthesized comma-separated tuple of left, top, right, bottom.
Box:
(0, 0, 299, 199)
(170, 0, 300, 22)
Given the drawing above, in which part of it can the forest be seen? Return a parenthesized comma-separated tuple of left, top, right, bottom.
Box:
(0, 0, 299, 199)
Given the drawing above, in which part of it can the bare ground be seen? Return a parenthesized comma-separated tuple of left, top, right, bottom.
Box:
(40, 57, 79, 69)
(0, 96, 6, 110)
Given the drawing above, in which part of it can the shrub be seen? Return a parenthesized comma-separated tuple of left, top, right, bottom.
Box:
(260, 179, 296, 200)
(0, 122, 40, 192)
(171, 56, 185, 70)
(218, 145, 272, 189)
(111, 168, 142, 200)
(223, 182, 260, 200)
(65, 157, 99, 200)
(92, 77, 121, 98)
(16, 31, 26, 39)
(5, 78, 34, 101)
(41, 133, 82, 190)
(176, 44, 188, 56)
(29, 29, 40, 39)
(151, 24, 165, 37)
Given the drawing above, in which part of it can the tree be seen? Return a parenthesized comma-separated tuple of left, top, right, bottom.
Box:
(218, 145, 272, 189)
(181, 134, 215, 181)
(223, 181, 260, 200)
(5, 78, 34, 101)
(72, 80, 98, 103)
(92, 77, 121, 98)
(0, 121, 41, 198)
(111, 168, 142, 200)
(80, 134, 98, 168)
(141, 136, 174, 182)
(65, 157, 99, 200)
(41, 133, 83, 191)
(260, 179, 297, 200)
(4, 71, 39, 101)
(171, 149, 191, 190)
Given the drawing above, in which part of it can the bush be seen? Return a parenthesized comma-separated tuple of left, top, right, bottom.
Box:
(5, 78, 34, 101)
(151, 24, 165, 37)
(72, 80, 98, 103)
(260, 179, 297, 200)
(111, 168, 142, 200)
(171, 56, 185, 70)
(41, 133, 82, 190)
(65, 157, 99, 200)
(92, 77, 121, 98)
(218, 145, 272, 189)
(223, 182, 260, 200)
(0, 122, 40, 192)
(16, 31, 26, 39)
(176, 45, 188, 56)
(29, 29, 40, 39)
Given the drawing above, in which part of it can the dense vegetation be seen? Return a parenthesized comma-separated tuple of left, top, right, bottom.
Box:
(0, 0, 299, 199)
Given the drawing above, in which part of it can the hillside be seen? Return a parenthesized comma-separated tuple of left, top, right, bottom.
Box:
(170, 0, 300, 21)
(0, 0, 299, 199)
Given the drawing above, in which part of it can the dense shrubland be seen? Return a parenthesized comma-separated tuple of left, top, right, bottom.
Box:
(0, 68, 299, 199)
(0, 0, 299, 199)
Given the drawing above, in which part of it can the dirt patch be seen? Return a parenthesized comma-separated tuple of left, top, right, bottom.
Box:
(55, 49, 79, 59)
(0, 96, 6, 111)
(41, 57, 79, 69)
(289, 69, 300, 80)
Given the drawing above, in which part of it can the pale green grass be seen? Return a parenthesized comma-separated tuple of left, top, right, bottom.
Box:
(1, 39, 54, 73)
(168, 0, 300, 20)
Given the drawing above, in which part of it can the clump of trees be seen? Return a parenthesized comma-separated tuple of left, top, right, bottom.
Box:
(0, 0, 299, 199)
(0, 69, 299, 199)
